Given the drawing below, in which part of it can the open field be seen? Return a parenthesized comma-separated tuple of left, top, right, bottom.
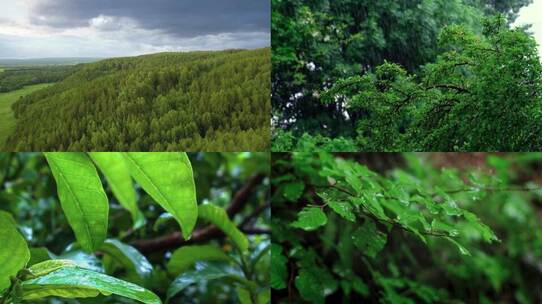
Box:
(0, 83, 53, 148)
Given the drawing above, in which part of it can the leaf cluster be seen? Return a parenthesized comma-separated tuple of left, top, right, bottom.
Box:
(272, 152, 542, 303)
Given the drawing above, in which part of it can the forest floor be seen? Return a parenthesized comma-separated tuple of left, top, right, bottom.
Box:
(0, 83, 54, 147)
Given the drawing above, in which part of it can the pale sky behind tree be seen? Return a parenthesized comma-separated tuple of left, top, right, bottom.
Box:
(514, 0, 542, 58)
(0, 0, 270, 59)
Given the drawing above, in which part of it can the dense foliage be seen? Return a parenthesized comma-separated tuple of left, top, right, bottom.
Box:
(322, 17, 542, 151)
(6, 49, 270, 151)
(0, 152, 270, 303)
(0, 66, 77, 93)
(271, 0, 536, 151)
(272, 153, 542, 303)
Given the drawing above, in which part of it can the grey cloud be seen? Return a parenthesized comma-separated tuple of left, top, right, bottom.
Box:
(26, 0, 270, 38)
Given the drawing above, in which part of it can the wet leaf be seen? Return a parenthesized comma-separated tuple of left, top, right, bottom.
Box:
(21, 266, 161, 304)
(291, 207, 327, 231)
(100, 239, 153, 279)
(28, 260, 76, 278)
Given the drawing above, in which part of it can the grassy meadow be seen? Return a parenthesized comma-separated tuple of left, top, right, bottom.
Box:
(0, 83, 53, 147)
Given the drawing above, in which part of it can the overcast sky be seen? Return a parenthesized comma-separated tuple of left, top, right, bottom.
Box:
(0, 0, 270, 59)
(514, 0, 542, 57)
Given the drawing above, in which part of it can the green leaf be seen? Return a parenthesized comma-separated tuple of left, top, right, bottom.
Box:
(89, 152, 142, 227)
(99, 239, 153, 279)
(352, 276, 369, 296)
(153, 212, 174, 231)
(198, 204, 248, 252)
(291, 207, 327, 231)
(0, 211, 30, 292)
(28, 247, 56, 266)
(57, 250, 104, 273)
(318, 192, 355, 222)
(444, 237, 471, 256)
(123, 152, 198, 239)
(462, 211, 498, 242)
(257, 289, 270, 304)
(236, 287, 253, 304)
(295, 267, 337, 304)
(167, 262, 254, 301)
(250, 242, 271, 270)
(28, 260, 77, 278)
(352, 218, 387, 258)
(271, 244, 288, 290)
(45, 152, 109, 252)
(21, 267, 161, 304)
(283, 181, 305, 201)
(167, 245, 231, 275)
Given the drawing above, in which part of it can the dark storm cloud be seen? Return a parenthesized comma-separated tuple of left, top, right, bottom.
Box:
(27, 0, 270, 37)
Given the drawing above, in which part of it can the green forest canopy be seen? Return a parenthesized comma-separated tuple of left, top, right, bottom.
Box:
(271, 0, 539, 151)
(5, 48, 270, 152)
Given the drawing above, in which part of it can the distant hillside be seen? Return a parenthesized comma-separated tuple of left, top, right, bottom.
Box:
(0, 57, 102, 67)
(6, 48, 270, 151)
(0, 65, 79, 92)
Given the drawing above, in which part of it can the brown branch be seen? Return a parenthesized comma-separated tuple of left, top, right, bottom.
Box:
(241, 227, 271, 235)
(132, 173, 266, 254)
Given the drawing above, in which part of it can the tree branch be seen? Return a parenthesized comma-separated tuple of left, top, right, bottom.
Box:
(132, 173, 266, 254)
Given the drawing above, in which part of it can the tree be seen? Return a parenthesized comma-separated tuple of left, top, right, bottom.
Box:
(322, 15, 542, 151)
(272, 0, 536, 149)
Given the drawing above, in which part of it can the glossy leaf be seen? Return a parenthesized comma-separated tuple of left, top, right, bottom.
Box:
(21, 267, 161, 304)
(123, 152, 197, 239)
(89, 152, 142, 226)
(318, 191, 355, 222)
(57, 250, 104, 273)
(0, 211, 30, 291)
(167, 245, 231, 275)
(45, 152, 109, 252)
(291, 207, 327, 231)
(198, 204, 248, 252)
(100, 239, 153, 279)
(28, 260, 77, 277)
